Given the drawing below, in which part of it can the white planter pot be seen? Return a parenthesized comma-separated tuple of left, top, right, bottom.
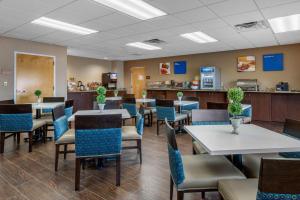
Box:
(37, 97, 42, 103)
(178, 96, 182, 102)
(142, 95, 146, 99)
(230, 118, 242, 134)
(98, 103, 105, 112)
(114, 93, 118, 97)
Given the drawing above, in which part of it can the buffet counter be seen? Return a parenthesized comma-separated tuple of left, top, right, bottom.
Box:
(147, 88, 300, 122)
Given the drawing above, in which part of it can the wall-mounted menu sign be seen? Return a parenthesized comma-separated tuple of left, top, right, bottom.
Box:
(263, 53, 284, 71)
(174, 61, 187, 74)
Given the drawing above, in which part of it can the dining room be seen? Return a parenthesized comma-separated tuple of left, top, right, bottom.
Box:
(1, 0, 300, 200)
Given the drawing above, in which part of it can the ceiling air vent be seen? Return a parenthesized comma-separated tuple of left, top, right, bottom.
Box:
(234, 20, 269, 32)
(144, 38, 166, 44)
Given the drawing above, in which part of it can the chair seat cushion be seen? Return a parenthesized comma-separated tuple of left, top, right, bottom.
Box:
(175, 113, 188, 121)
(243, 153, 282, 178)
(218, 178, 258, 200)
(55, 129, 75, 144)
(177, 155, 246, 190)
(242, 117, 251, 124)
(32, 119, 47, 130)
(122, 126, 141, 140)
(192, 141, 207, 154)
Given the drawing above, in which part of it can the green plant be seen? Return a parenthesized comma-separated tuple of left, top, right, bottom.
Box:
(114, 90, 118, 96)
(227, 87, 244, 118)
(34, 90, 42, 98)
(142, 90, 147, 96)
(177, 91, 183, 97)
(96, 86, 106, 104)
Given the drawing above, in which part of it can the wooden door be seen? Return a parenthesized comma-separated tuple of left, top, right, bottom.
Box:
(131, 67, 145, 98)
(16, 53, 54, 103)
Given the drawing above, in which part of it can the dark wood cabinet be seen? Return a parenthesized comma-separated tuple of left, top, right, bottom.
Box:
(271, 94, 288, 122)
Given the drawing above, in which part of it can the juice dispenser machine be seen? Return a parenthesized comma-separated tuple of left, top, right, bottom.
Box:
(200, 66, 221, 90)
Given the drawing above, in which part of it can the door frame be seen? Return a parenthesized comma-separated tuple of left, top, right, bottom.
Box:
(14, 51, 56, 102)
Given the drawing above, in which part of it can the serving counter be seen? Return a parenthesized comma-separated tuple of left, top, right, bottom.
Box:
(147, 89, 300, 122)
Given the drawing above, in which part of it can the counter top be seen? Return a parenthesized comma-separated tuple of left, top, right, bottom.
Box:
(147, 88, 300, 94)
(68, 89, 126, 93)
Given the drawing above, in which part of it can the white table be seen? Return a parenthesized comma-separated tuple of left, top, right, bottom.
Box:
(32, 102, 64, 109)
(242, 104, 251, 110)
(106, 97, 122, 101)
(174, 100, 199, 106)
(136, 98, 156, 103)
(184, 124, 300, 155)
(68, 109, 131, 122)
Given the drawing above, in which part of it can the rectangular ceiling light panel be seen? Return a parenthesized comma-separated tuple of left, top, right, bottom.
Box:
(32, 17, 98, 35)
(268, 14, 300, 33)
(126, 42, 161, 50)
(181, 31, 218, 43)
(93, 0, 166, 20)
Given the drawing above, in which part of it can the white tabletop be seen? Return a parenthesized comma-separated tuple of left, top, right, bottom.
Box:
(68, 109, 131, 122)
(184, 124, 300, 155)
(174, 100, 199, 106)
(136, 98, 156, 103)
(242, 104, 251, 110)
(106, 97, 122, 101)
(32, 102, 64, 109)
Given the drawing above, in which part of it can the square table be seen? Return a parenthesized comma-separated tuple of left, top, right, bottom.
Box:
(136, 98, 156, 103)
(106, 97, 122, 101)
(184, 124, 300, 155)
(32, 102, 64, 119)
(68, 109, 131, 122)
(174, 100, 198, 107)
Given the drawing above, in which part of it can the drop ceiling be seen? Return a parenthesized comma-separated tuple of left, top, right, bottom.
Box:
(1, 0, 300, 61)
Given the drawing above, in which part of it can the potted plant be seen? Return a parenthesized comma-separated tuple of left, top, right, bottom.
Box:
(142, 90, 147, 99)
(96, 86, 106, 111)
(177, 91, 183, 101)
(34, 89, 42, 103)
(227, 87, 244, 134)
(114, 89, 118, 97)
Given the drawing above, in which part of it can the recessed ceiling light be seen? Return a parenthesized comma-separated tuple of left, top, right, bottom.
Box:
(181, 31, 218, 43)
(126, 42, 161, 50)
(31, 17, 98, 35)
(268, 14, 300, 33)
(92, 0, 166, 20)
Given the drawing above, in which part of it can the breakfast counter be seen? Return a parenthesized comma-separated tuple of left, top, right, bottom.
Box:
(147, 88, 300, 122)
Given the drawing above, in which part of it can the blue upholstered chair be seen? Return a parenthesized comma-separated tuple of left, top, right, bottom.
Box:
(165, 119, 245, 200)
(122, 98, 138, 125)
(52, 105, 75, 171)
(219, 158, 300, 200)
(122, 113, 144, 164)
(64, 99, 74, 120)
(191, 109, 230, 154)
(181, 96, 200, 124)
(279, 119, 300, 158)
(0, 104, 46, 153)
(156, 99, 188, 135)
(75, 114, 122, 190)
(42, 96, 65, 114)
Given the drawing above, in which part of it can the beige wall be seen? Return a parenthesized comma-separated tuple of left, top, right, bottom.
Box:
(124, 43, 300, 91)
(0, 36, 67, 101)
(112, 61, 125, 89)
(67, 56, 112, 85)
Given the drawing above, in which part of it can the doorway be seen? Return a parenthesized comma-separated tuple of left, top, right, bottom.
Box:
(130, 67, 145, 98)
(15, 52, 55, 103)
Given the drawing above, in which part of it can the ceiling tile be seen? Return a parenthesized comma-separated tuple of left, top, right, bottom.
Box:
(200, 0, 227, 5)
(148, 15, 185, 29)
(240, 29, 278, 44)
(173, 7, 217, 23)
(149, 0, 203, 14)
(208, 0, 258, 17)
(261, 1, 300, 19)
(223, 11, 265, 26)
(191, 18, 229, 31)
(254, 0, 299, 9)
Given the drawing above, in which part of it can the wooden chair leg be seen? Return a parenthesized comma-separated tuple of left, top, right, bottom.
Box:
(64, 144, 67, 160)
(0, 133, 5, 154)
(137, 139, 142, 164)
(17, 133, 21, 145)
(170, 175, 174, 200)
(157, 120, 160, 135)
(43, 125, 47, 143)
(13, 133, 16, 141)
(75, 158, 81, 191)
(28, 131, 33, 152)
(55, 144, 59, 171)
(177, 191, 184, 200)
(202, 192, 205, 199)
(116, 155, 121, 186)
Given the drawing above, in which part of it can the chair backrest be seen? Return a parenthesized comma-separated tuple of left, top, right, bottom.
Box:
(257, 158, 300, 199)
(64, 100, 74, 119)
(181, 97, 200, 111)
(65, 99, 74, 108)
(124, 94, 135, 98)
(123, 97, 136, 104)
(192, 109, 230, 125)
(122, 98, 137, 117)
(156, 100, 176, 121)
(0, 99, 14, 104)
(182, 96, 199, 102)
(43, 97, 65, 102)
(52, 105, 65, 121)
(279, 119, 300, 158)
(105, 100, 120, 110)
(0, 104, 33, 132)
(136, 113, 144, 135)
(207, 102, 228, 110)
(75, 114, 122, 158)
(165, 119, 185, 186)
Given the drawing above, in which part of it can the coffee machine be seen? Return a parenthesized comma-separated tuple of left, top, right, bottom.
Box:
(102, 73, 117, 90)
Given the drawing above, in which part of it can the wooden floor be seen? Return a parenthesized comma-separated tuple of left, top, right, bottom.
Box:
(0, 121, 283, 200)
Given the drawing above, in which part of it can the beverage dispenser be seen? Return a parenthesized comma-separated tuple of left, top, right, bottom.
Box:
(200, 66, 221, 90)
